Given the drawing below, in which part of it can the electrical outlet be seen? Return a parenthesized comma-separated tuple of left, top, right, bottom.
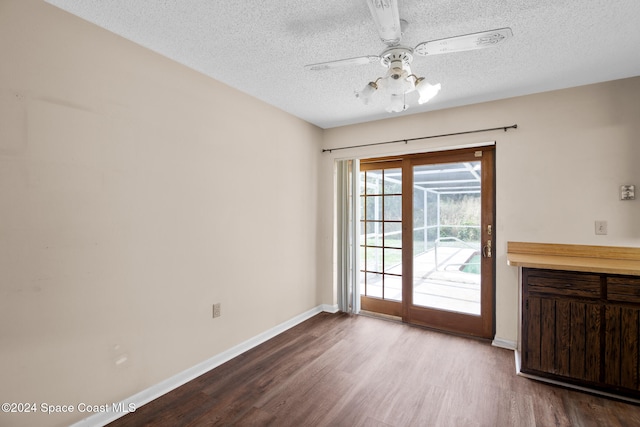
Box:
(213, 303, 221, 318)
(595, 220, 608, 235)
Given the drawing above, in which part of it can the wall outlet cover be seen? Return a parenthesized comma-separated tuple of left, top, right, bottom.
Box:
(595, 220, 608, 235)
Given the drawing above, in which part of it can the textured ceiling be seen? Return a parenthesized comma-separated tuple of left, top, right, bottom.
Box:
(45, 0, 640, 129)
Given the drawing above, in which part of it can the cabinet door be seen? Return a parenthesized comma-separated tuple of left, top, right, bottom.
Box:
(604, 305, 640, 391)
(524, 296, 600, 382)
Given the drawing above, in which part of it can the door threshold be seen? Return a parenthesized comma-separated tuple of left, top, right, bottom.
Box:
(359, 310, 403, 323)
(359, 310, 493, 344)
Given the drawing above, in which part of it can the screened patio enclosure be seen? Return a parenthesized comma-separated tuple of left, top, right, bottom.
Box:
(360, 161, 483, 315)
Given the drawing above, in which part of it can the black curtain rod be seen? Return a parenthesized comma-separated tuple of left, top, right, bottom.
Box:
(322, 124, 518, 153)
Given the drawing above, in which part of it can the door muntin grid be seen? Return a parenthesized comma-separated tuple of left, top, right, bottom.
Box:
(360, 168, 402, 301)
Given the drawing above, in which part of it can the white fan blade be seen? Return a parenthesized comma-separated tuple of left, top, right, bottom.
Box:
(414, 28, 513, 56)
(366, 0, 402, 46)
(304, 56, 380, 71)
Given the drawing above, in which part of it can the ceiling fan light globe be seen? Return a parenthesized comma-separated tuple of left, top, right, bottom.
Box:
(356, 81, 378, 105)
(416, 81, 441, 104)
(405, 73, 416, 93)
(386, 94, 407, 113)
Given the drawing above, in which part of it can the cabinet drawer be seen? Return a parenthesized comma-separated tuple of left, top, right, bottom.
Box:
(608, 276, 640, 304)
(525, 269, 601, 299)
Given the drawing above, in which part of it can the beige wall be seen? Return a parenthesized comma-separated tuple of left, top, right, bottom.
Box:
(319, 77, 640, 345)
(2, 1, 639, 426)
(0, 1, 322, 426)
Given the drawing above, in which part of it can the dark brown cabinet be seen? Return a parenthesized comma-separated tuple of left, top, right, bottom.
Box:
(522, 268, 640, 398)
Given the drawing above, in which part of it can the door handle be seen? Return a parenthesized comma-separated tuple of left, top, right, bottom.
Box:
(482, 239, 492, 258)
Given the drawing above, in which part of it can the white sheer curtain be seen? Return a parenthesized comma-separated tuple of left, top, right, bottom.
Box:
(336, 159, 360, 314)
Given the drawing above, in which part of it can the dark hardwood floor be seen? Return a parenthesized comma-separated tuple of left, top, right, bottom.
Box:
(108, 312, 640, 426)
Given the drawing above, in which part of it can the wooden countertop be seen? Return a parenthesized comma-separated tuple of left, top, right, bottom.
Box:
(507, 242, 640, 276)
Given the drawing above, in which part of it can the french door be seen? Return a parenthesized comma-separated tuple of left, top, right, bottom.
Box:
(359, 146, 495, 339)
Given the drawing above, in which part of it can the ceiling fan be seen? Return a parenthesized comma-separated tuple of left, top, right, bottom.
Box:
(304, 0, 512, 113)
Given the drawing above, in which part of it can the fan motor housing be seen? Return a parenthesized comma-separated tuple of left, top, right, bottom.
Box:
(380, 47, 414, 74)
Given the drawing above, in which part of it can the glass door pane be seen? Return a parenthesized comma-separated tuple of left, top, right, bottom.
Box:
(412, 161, 482, 315)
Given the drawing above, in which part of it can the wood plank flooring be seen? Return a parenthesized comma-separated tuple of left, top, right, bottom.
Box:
(107, 312, 640, 426)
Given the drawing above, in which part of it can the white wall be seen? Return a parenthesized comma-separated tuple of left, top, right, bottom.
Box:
(0, 1, 322, 426)
(319, 77, 640, 346)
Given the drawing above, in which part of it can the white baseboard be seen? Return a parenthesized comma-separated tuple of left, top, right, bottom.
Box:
(321, 303, 339, 313)
(491, 336, 517, 350)
(514, 349, 522, 373)
(70, 305, 332, 427)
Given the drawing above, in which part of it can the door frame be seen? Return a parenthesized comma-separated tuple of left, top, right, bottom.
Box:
(359, 146, 495, 339)
(359, 159, 404, 318)
(402, 146, 495, 339)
